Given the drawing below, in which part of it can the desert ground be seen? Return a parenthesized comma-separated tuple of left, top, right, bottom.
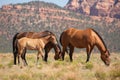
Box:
(0, 52, 120, 80)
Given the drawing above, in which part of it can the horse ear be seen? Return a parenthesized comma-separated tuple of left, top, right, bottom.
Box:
(48, 35, 53, 40)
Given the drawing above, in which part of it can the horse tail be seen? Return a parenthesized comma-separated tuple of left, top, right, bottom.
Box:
(59, 32, 64, 46)
(59, 32, 68, 53)
(13, 33, 19, 65)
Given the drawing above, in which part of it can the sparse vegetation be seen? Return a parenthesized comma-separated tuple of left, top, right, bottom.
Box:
(0, 53, 119, 80)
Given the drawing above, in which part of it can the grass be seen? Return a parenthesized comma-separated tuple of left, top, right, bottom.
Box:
(0, 52, 120, 80)
(95, 69, 107, 80)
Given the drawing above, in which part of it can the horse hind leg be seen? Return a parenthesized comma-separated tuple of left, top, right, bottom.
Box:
(14, 44, 19, 65)
(18, 54, 20, 65)
(21, 49, 28, 66)
(18, 50, 22, 65)
(69, 44, 74, 62)
(14, 51, 17, 65)
(61, 46, 67, 61)
(44, 47, 50, 62)
(18, 48, 25, 66)
(24, 52, 28, 66)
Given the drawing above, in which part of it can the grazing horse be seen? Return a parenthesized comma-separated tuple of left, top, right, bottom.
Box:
(17, 33, 59, 66)
(13, 31, 61, 65)
(60, 28, 110, 66)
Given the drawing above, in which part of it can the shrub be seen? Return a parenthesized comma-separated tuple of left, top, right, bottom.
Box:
(110, 63, 120, 80)
(0, 64, 4, 69)
(7, 60, 13, 68)
(52, 61, 66, 68)
(18, 74, 30, 80)
(85, 62, 93, 70)
(95, 70, 107, 80)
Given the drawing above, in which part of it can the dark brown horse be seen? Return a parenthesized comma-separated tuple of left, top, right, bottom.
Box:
(60, 28, 110, 66)
(13, 31, 61, 65)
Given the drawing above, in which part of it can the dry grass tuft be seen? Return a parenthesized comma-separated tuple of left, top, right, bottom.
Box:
(0, 52, 119, 80)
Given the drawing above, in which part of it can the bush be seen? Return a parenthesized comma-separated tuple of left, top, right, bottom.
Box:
(7, 60, 13, 68)
(18, 74, 30, 80)
(95, 70, 107, 80)
(110, 63, 120, 80)
(85, 62, 93, 70)
(0, 64, 4, 69)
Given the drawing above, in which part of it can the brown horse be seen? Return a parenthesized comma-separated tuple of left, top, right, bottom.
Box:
(13, 31, 61, 65)
(17, 33, 58, 66)
(60, 28, 110, 66)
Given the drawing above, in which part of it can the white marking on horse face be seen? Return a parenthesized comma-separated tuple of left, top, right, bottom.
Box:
(51, 36, 58, 44)
(54, 40, 58, 44)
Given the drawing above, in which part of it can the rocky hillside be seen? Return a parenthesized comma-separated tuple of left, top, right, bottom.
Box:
(65, 0, 120, 19)
(0, 1, 120, 52)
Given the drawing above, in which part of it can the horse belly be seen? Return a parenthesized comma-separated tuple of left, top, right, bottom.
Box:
(26, 46, 37, 50)
(26, 41, 38, 50)
(70, 37, 86, 48)
(71, 41, 86, 48)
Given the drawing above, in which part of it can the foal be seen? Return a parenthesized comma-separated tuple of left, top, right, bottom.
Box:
(17, 34, 57, 66)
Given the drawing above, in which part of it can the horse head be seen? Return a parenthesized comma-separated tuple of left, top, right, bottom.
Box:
(101, 50, 110, 66)
(45, 32, 62, 60)
(48, 34, 58, 44)
(54, 44, 62, 60)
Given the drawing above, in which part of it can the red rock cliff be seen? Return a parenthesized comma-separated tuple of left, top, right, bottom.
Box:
(65, 0, 120, 19)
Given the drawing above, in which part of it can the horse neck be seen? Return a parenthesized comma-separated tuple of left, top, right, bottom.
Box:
(41, 36, 51, 45)
(94, 33, 107, 54)
(54, 44, 61, 53)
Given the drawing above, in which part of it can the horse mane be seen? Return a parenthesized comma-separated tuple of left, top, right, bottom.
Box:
(91, 29, 107, 51)
(39, 31, 53, 37)
(42, 30, 59, 42)
(45, 30, 55, 36)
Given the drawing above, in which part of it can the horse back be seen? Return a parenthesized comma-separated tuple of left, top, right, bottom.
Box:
(17, 31, 52, 39)
(16, 32, 33, 39)
(18, 37, 44, 50)
(65, 28, 93, 39)
(61, 28, 95, 48)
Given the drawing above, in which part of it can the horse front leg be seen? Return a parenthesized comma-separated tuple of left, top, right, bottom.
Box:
(86, 45, 94, 63)
(37, 52, 40, 65)
(44, 47, 51, 62)
(37, 50, 43, 65)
